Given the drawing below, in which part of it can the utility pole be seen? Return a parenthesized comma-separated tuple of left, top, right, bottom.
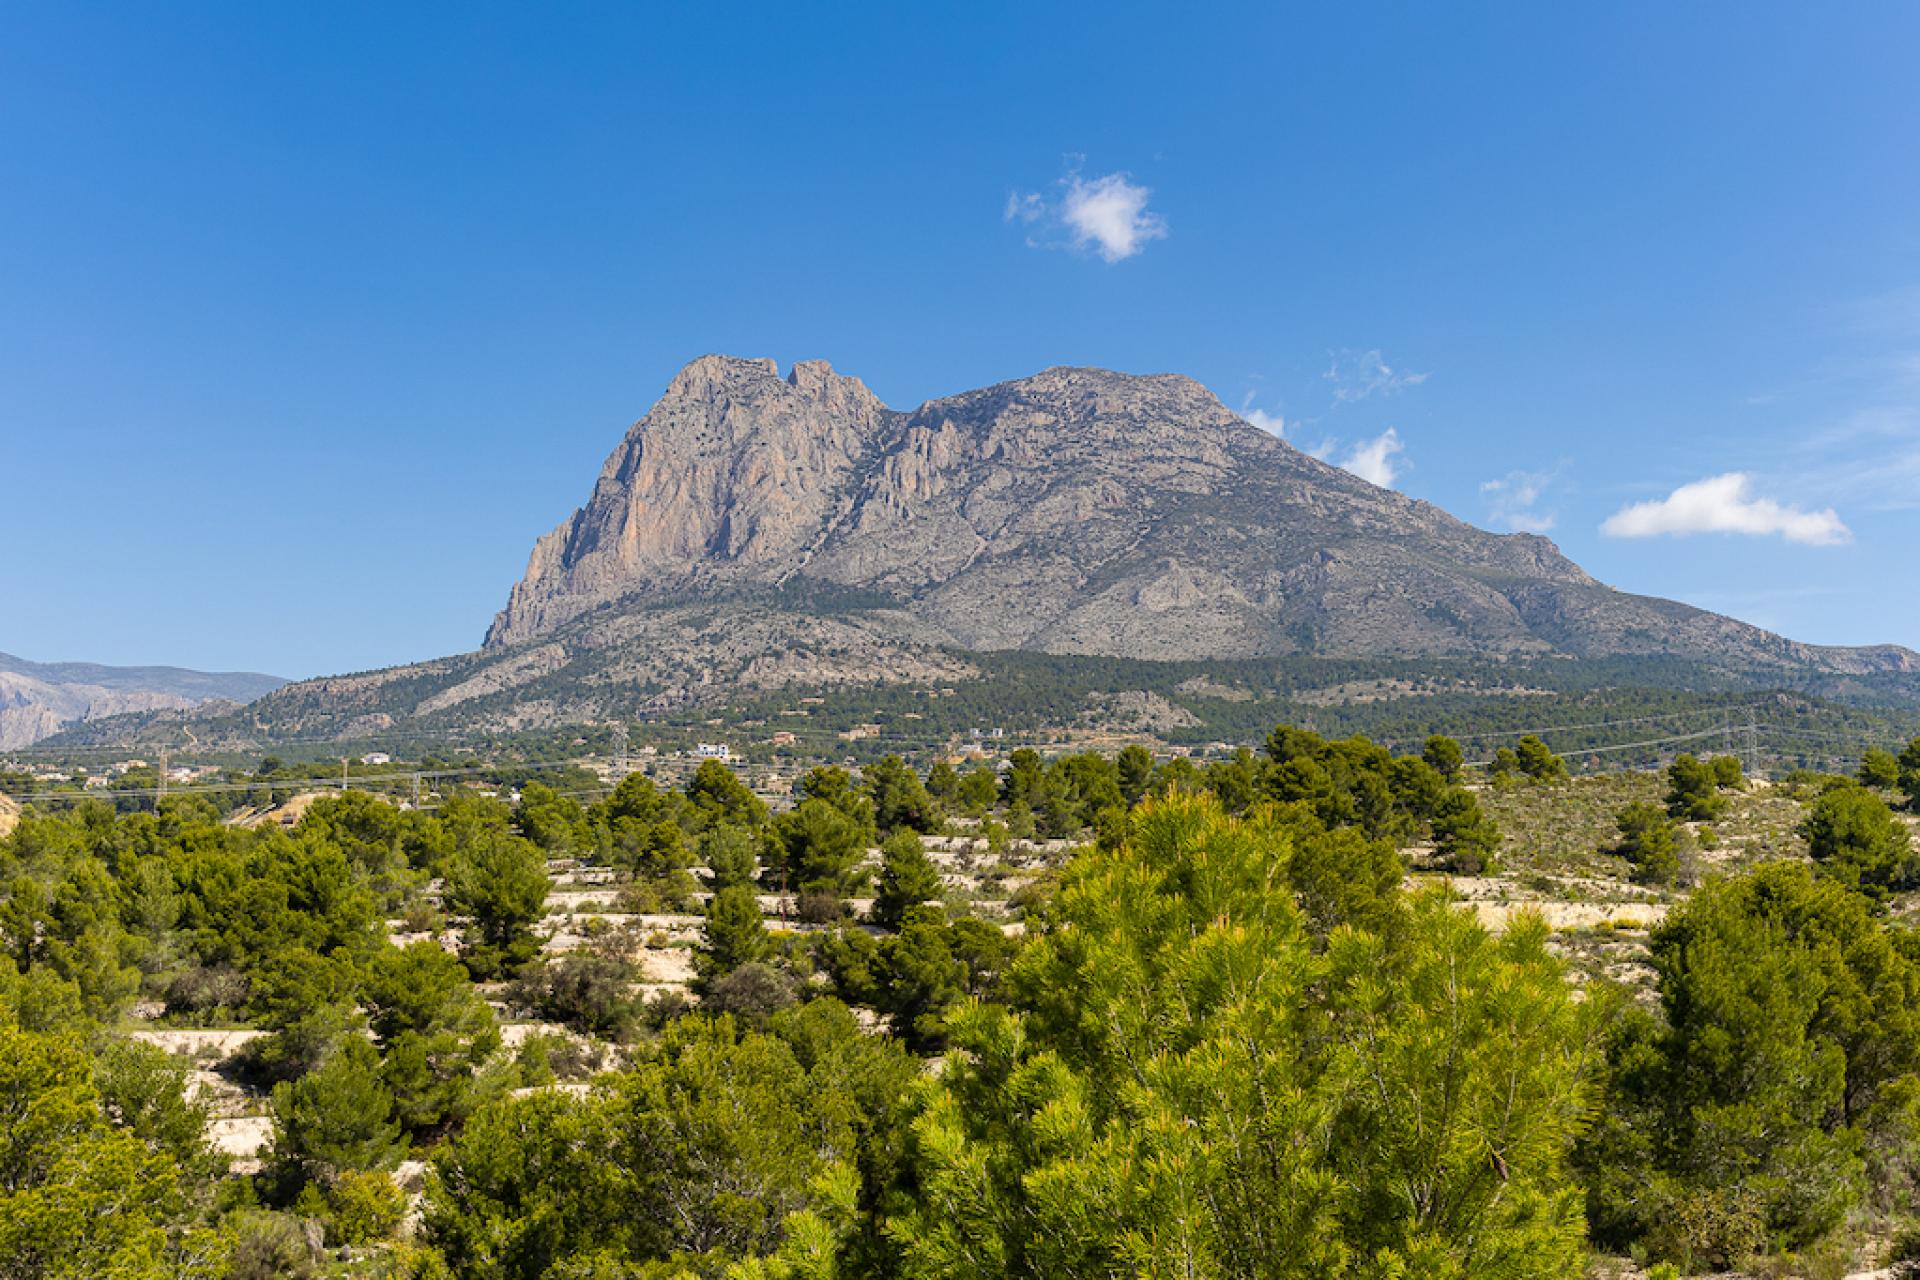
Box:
(612, 723, 629, 782)
(411, 772, 422, 809)
(158, 747, 168, 800)
(1746, 711, 1760, 780)
(341, 757, 349, 791)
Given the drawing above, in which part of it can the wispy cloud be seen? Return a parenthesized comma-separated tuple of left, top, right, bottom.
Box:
(1481, 467, 1562, 533)
(1324, 348, 1428, 403)
(1338, 428, 1405, 488)
(1601, 473, 1850, 546)
(1006, 162, 1167, 263)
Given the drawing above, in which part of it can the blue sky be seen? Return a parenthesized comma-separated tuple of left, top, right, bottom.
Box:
(3, 3, 1918, 677)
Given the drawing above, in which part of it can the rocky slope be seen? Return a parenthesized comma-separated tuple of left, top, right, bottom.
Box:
(485, 355, 1916, 676)
(0, 653, 287, 749)
(111, 355, 1911, 748)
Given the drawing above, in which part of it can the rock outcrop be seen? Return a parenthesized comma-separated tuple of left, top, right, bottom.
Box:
(482, 355, 1916, 678)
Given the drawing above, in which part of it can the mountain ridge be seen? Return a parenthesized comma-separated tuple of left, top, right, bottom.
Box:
(0, 651, 287, 749)
(483, 355, 1915, 676)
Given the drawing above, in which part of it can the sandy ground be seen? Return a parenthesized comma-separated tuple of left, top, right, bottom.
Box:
(129, 1028, 267, 1056)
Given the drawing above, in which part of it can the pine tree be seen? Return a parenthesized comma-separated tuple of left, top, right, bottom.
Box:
(697, 885, 772, 985)
(872, 830, 943, 930)
(268, 1035, 405, 1188)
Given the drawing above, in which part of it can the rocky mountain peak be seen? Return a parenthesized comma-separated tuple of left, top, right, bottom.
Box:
(479, 355, 1915, 681)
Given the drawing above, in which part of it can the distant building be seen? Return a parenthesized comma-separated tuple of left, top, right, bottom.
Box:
(361, 752, 392, 766)
(695, 742, 731, 761)
(770, 731, 797, 746)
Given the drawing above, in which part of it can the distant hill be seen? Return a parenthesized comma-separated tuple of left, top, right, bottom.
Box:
(146, 355, 1920, 745)
(0, 651, 286, 749)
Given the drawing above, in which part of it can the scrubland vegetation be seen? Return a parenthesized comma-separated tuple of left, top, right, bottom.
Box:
(7, 730, 1920, 1277)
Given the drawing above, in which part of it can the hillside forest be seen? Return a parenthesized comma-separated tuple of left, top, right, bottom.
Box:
(8, 730, 1920, 1277)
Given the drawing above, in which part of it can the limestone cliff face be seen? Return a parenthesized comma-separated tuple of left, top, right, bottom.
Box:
(482, 355, 1914, 677)
(486, 356, 889, 646)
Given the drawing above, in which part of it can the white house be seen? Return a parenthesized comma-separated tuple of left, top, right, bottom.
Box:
(694, 742, 731, 761)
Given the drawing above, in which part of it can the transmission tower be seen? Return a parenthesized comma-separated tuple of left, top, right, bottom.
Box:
(158, 747, 168, 800)
(612, 723, 629, 781)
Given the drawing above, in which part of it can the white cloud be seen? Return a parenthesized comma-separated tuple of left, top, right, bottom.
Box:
(1324, 348, 1428, 402)
(1238, 392, 1285, 436)
(1601, 473, 1851, 546)
(1006, 165, 1167, 263)
(1339, 428, 1404, 488)
(1481, 467, 1561, 533)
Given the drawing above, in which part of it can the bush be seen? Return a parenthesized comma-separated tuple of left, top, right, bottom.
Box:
(1802, 784, 1916, 900)
(795, 889, 848, 925)
(325, 1169, 407, 1246)
(1667, 754, 1726, 821)
(1615, 802, 1681, 887)
(510, 946, 643, 1039)
(1861, 748, 1902, 790)
(700, 961, 798, 1028)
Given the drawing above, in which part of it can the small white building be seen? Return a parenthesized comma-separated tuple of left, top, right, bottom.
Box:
(361, 752, 392, 766)
(694, 742, 731, 761)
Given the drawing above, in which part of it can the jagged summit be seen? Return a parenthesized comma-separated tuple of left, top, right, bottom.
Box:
(479, 355, 1911, 680)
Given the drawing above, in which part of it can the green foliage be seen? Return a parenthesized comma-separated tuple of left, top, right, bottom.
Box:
(766, 800, 869, 898)
(1581, 862, 1920, 1266)
(819, 907, 1010, 1052)
(1277, 808, 1402, 938)
(425, 1013, 916, 1278)
(1802, 784, 1916, 900)
(687, 759, 770, 831)
(1615, 801, 1682, 886)
(1899, 737, 1920, 806)
(1490, 746, 1521, 782)
(595, 774, 694, 877)
(268, 1034, 405, 1189)
(444, 827, 549, 979)
(1515, 734, 1569, 782)
(1860, 747, 1901, 789)
(513, 942, 644, 1039)
(1116, 743, 1155, 805)
(699, 885, 773, 985)
(1423, 734, 1465, 780)
(325, 1168, 408, 1246)
(890, 794, 1591, 1279)
(953, 765, 999, 817)
(513, 782, 592, 857)
(1666, 753, 1727, 821)
(1430, 786, 1501, 874)
(0, 1015, 181, 1279)
(702, 822, 761, 892)
(362, 942, 501, 1134)
(925, 759, 961, 805)
(861, 755, 939, 835)
(871, 831, 943, 930)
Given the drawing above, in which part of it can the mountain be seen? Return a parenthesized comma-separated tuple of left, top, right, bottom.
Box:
(0, 652, 287, 749)
(486, 355, 1914, 670)
(157, 355, 1915, 745)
